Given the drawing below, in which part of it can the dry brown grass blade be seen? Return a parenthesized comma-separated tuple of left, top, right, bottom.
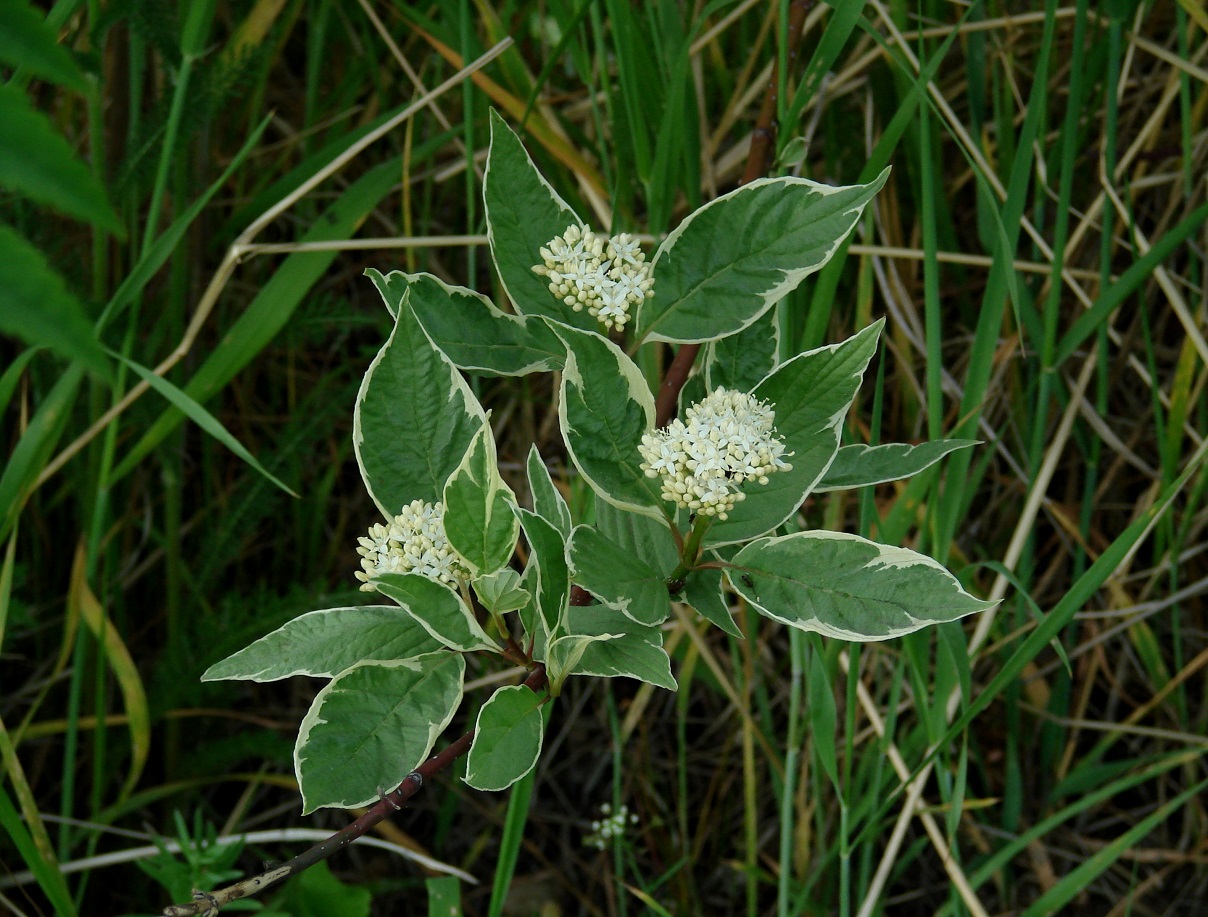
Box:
(406, 22, 608, 198)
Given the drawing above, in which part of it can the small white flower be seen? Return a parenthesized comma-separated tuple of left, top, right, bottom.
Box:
(354, 499, 468, 591)
(532, 225, 654, 331)
(608, 233, 643, 266)
(637, 387, 793, 519)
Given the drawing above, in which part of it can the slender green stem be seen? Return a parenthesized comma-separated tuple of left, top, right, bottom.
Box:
(668, 514, 713, 584)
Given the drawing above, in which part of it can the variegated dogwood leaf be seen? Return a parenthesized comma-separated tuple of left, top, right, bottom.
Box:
(295, 652, 464, 813)
(728, 531, 996, 641)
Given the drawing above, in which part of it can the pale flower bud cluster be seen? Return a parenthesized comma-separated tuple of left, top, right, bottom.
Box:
(531, 224, 654, 331)
(584, 803, 639, 851)
(638, 387, 793, 520)
(354, 499, 467, 591)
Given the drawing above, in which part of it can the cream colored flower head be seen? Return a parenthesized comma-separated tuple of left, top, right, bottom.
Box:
(532, 225, 654, 332)
(638, 387, 793, 520)
(355, 499, 468, 591)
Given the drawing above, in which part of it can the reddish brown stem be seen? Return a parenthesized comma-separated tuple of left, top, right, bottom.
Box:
(744, 0, 813, 185)
(655, 345, 698, 428)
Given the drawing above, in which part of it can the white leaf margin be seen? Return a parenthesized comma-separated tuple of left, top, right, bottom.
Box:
(200, 605, 439, 682)
(392, 270, 563, 376)
(483, 112, 583, 317)
(547, 321, 666, 520)
(294, 653, 465, 813)
(351, 289, 488, 517)
(729, 530, 997, 642)
(463, 684, 545, 792)
(705, 319, 883, 547)
(639, 168, 891, 345)
(814, 439, 980, 492)
(443, 419, 520, 577)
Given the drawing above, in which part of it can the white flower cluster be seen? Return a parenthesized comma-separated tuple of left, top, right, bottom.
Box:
(354, 500, 467, 591)
(638, 387, 792, 520)
(531, 225, 653, 331)
(584, 803, 639, 851)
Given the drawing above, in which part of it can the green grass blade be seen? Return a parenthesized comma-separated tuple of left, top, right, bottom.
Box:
(969, 750, 1202, 890)
(109, 350, 296, 496)
(67, 548, 152, 798)
(877, 434, 1208, 830)
(0, 530, 13, 648)
(110, 160, 399, 481)
(96, 112, 273, 334)
(0, 364, 84, 543)
(782, 2, 866, 133)
(777, 627, 805, 917)
(1054, 199, 1208, 366)
(0, 723, 77, 916)
(1020, 776, 1208, 917)
(0, 348, 40, 418)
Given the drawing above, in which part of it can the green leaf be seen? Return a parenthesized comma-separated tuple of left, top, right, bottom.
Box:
(566, 604, 677, 690)
(525, 445, 572, 538)
(464, 685, 546, 791)
(814, 439, 979, 492)
(0, 224, 111, 379)
(295, 653, 464, 813)
(484, 110, 591, 327)
(594, 498, 679, 579)
(366, 270, 564, 376)
(425, 876, 462, 917)
(443, 423, 519, 576)
(472, 569, 529, 615)
(706, 320, 883, 546)
(515, 508, 570, 645)
(485, 706, 546, 916)
(201, 606, 443, 682)
(549, 321, 664, 517)
(681, 567, 741, 637)
(514, 579, 546, 664)
(374, 573, 499, 654)
(728, 531, 996, 641)
(704, 307, 780, 394)
(546, 632, 617, 695)
(0, 84, 121, 232)
(270, 861, 372, 917)
(0, 0, 87, 91)
(636, 170, 888, 343)
(568, 525, 670, 626)
(1054, 198, 1208, 367)
(354, 292, 487, 515)
(114, 350, 296, 496)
